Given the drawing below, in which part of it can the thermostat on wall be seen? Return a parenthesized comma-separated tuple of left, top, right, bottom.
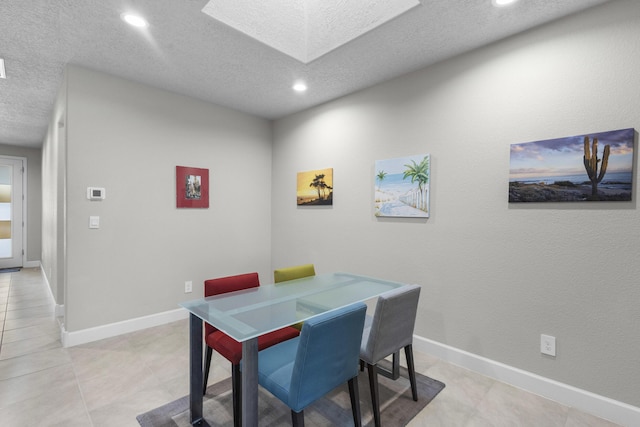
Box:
(87, 187, 106, 200)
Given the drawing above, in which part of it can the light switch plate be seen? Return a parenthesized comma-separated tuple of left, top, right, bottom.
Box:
(89, 216, 100, 229)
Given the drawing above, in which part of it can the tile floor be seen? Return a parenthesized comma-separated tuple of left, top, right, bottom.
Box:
(0, 268, 624, 426)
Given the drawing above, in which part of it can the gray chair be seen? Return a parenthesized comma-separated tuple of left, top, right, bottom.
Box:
(359, 285, 421, 427)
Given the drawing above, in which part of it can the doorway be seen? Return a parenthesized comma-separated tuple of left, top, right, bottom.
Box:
(0, 157, 24, 269)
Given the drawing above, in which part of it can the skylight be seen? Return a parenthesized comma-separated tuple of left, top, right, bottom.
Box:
(202, 0, 421, 64)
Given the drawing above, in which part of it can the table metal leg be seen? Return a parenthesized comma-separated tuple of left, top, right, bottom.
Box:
(241, 337, 259, 427)
(189, 313, 204, 426)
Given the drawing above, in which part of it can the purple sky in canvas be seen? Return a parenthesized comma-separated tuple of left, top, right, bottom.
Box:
(509, 128, 634, 179)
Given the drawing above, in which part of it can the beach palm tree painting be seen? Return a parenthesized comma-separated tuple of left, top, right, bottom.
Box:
(375, 154, 430, 217)
(297, 168, 333, 205)
(509, 128, 634, 202)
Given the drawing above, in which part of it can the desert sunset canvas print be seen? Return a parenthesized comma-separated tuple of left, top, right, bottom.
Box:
(509, 128, 634, 202)
(297, 168, 333, 205)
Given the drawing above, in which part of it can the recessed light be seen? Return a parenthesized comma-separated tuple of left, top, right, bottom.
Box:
(121, 13, 148, 28)
(293, 82, 307, 92)
(492, 0, 518, 6)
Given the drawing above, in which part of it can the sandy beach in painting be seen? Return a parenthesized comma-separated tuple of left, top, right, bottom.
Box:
(375, 189, 428, 217)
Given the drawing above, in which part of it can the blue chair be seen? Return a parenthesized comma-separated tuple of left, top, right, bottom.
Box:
(256, 302, 367, 426)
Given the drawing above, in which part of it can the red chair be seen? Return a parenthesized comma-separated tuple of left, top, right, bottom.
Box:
(203, 272, 300, 427)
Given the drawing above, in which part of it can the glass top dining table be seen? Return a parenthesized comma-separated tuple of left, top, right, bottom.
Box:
(180, 272, 409, 426)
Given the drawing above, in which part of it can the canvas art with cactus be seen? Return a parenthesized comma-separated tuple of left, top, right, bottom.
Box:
(509, 128, 635, 202)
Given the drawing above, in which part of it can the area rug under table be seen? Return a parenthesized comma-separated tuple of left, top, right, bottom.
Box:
(137, 363, 445, 427)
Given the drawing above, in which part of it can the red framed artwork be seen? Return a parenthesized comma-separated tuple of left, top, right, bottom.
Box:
(176, 166, 209, 208)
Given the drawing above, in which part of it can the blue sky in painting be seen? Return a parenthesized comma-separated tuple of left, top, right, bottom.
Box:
(375, 154, 429, 175)
(509, 128, 635, 179)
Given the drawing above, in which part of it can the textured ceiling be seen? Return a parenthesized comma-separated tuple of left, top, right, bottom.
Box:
(0, 0, 611, 148)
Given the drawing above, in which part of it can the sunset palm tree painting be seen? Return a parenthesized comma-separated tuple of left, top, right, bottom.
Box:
(509, 128, 634, 202)
(297, 168, 333, 205)
(375, 154, 430, 217)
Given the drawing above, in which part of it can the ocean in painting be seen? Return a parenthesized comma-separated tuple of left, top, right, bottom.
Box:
(510, 171, 632, 190)
(376, 173, 416, 195)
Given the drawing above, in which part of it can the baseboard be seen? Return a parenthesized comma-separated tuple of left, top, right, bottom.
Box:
(40, 263, 56, 305)
(413, 335, 639, 427)
(38, 263, 65, 318)
(61, 308, 189, 348)
(55, 304, 64, 317)
(23, 260, 40, 268)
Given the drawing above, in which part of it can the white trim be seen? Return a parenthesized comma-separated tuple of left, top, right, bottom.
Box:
(40, 263, 66, 337)
(40, 263, 55, 304)
(22, 157, 27, 268)
(61, 308, 189, 348)
(23, 260, 40, 268)
(55, 303, 64, 318)
(413, 335, 640, 427)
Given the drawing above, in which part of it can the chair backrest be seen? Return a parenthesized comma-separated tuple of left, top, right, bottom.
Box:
(288, 302, 366, 412)
(361, 285, 421, 364)
(273, 264, 315, 283)
(203, 272, 260, 335)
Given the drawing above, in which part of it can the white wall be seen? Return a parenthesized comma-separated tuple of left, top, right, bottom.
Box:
(272, 0, 640, 410)
(60, 65, 273, 332)
(41, 70, 66, 305)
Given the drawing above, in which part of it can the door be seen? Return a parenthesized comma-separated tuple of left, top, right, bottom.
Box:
(0, 157, 24, 269)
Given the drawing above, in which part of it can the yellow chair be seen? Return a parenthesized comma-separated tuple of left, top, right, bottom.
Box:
(274, 264, 315, 330)
(274, 263, 316, 283)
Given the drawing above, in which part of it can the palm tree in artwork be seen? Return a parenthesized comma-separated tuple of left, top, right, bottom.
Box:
(322, 182, 333, 201)
(403, 156, 429, 211)
(376, 170, 387, 189)
(309, 174, 326, 200)
(403, 157, 429, 192)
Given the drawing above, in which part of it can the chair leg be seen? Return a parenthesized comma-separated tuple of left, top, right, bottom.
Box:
(367, 363, 381, 427)
(391, 351, 400, 380)
(232, 364, 242, 427)
(203, 347, 213, 395)
(291, 409, 305, 427)
(348, 377, 362, 427)
(404, 344, 418, 401)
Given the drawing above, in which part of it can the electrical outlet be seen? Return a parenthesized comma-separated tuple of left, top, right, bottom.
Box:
(541, 334, 556, 356)
(185, 281, 193, 293)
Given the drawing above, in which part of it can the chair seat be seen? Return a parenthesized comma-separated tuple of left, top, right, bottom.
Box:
(206, 326, 300, 365)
